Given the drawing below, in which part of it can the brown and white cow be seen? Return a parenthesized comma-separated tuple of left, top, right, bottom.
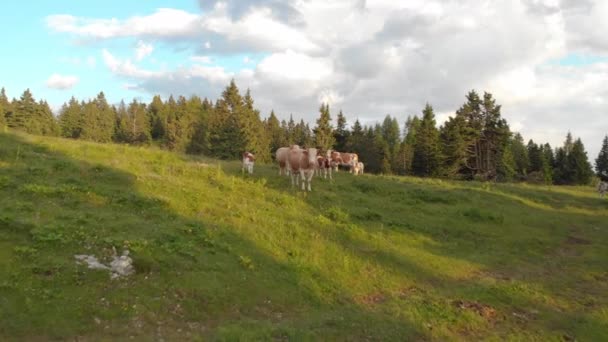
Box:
(242, 152, 255, 174)
(598, 181, 608, 199)
(316, 155, 333, 180)
(353, 162, 364, 175)
(276, 145, 300, 176)
(329, 151, 359, 173)
(288, 147, 318, 191)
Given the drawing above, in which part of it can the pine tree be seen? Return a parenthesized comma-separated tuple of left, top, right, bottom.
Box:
(527, 140, 542, 173)
(439, 115, 467, 177)
(113, 100, 130, 143)
(595, 135, 608, 181)
(8, 89, 36, 131)
(37, 100, 60, 136)
(334, 110, 349, 151)
(187, 98, 213, 154)
(412, 104, 441, 176)
(95, 92, 117, 143)
(554, 133, 576, 184)
(208, 80, 248, 159)
(148, 95, 166, 141)
(497, 141, 516, 182)
(553, 147, 568, 185)
(314, 103, 335, 150)
(265, 110, 285, 156)
(59, 97, 82, 138)
(346, 119, 364, 153)
(567, 138, 593, 185)
(126, 99, 151, 144)
(511, 133, 529, 179)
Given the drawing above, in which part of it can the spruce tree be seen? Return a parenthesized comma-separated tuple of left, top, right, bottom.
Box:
(334, 110, 349, 151)
(127, 99, 151, 144)
(265, 110, 285, 155)
(313, 103, 335, 150)
(595, 135, 608, 181)
(412, 104, 441, 177)
(113, 100, 130, 143)
(37, 100, 60, 136)
(347, 119, 364, 153)
(511, 133, 529, 179)
(567, 138, 593, 185)
(148, 95, 166, 141)
(59, 97, 83, 138)
(439, 115, 467, 177)
(527, 140, 542, 173)
(8, 89, 36, 131)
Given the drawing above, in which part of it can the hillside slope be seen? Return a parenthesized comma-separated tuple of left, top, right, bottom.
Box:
(0, 131, 607, 341)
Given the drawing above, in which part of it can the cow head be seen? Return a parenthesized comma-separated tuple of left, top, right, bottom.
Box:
(306, 148, 318, 164)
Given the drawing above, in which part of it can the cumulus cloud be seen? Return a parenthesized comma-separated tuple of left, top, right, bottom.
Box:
(46, 74, 79, 90)
(135, 41, 154, 61)
(48, 0, 608, 157)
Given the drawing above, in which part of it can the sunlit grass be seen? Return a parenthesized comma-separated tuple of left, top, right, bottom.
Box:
(1, 130, 607, 341)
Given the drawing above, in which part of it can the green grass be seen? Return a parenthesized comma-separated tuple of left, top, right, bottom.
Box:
(1, 130, 607, 341)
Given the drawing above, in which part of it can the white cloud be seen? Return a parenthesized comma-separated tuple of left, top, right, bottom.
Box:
(49, 0, 608, 157)
(46, 73, 79, 90)
(135, 41, 154, 61)
(46, 8, 199, 40)
(191, 55, 212, 64)
(86, 56, 96, 68)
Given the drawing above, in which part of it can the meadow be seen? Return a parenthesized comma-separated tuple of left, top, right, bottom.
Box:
(0, 131, 606, 341)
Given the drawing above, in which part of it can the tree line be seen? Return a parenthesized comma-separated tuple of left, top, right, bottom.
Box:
(1, 81, 606, 185)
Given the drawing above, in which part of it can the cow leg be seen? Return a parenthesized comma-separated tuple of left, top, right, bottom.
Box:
(307, 171, 313, 191)
(300, 170, 306, 191)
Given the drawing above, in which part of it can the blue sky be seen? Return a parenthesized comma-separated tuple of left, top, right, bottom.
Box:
(1, 0, 256, 107)
(1, 0, 606, 159)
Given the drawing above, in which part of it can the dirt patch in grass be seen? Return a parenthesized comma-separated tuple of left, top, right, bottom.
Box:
(565, 235, 591, 245)
(452, 300, 497, 321)
(356, 293, 388, 306)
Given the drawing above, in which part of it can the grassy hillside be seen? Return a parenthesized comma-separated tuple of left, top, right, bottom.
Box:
(1, 131, 607, 341)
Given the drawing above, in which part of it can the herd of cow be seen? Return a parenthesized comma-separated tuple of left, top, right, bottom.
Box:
(242, 149, 608, 197)
(241, 145, 364, 191)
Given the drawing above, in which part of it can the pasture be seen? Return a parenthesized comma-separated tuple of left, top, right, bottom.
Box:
(0, 131, 607, 341)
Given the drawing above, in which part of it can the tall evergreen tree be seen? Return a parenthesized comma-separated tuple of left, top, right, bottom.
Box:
(148, 95, 166, 141)
(527, 140, 542, 173)
(412, 104, 441, 176)
(113, 100, 130, 143)
(567, 138, 593, 185)
(36, 100, 60, 136)
(7, 89, 36, 131)
(595, 135, 608, 181)
(439, 115, 467, 177)
(265, 110, 285, 156)
(59, 97, 82, 138)
(511, 133, 529, 179)
(126, 99, 151, 144)
(334, 110, 349, 151)
(313, 103, 335, 150)
(346, 119, 365, 154)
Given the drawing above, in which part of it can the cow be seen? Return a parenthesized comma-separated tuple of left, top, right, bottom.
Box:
(276, 145, 300, 176)
(328, 150, 342, 171)
(330, 151, 359, 173)
(242, 152, 255, 174)
(316, 155, 333, 180)
(288, 147, 318, 191)
(598, 181, 608, 199)
(353, 162, 364, 175)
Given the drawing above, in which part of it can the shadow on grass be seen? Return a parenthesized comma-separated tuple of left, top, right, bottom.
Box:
(230, 160, 608, 340)
(0, 132, 426, 341)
